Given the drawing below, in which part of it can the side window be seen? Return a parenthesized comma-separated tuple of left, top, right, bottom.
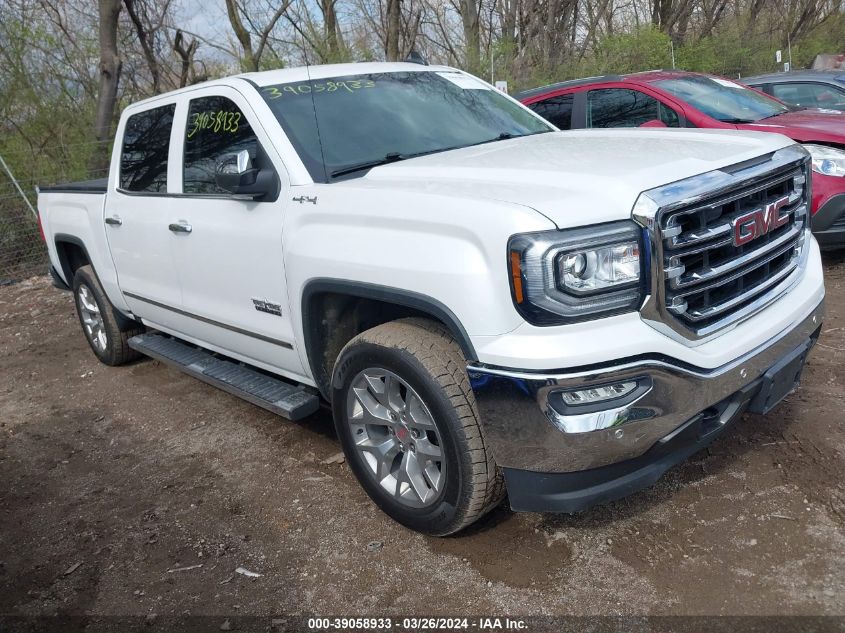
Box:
(183, 96, 259, 194)
(587, 89, 679, 128)
(120, 104, 175, 192)
(529, 94, 574, 130)
(772, 82, 845, 110)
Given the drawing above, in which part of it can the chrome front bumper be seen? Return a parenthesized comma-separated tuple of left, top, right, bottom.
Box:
(468, 300, 824, 473)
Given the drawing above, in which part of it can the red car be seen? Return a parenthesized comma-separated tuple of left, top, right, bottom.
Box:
(518, 70, 845, 247)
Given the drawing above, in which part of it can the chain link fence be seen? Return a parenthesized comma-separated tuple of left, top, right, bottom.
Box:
(0, 141, 112, 285)
(0, 161, 45, 285)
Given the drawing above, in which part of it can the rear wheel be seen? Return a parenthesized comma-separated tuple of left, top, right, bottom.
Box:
(331, 318, 504, 535)
(72, 265, 144, 366)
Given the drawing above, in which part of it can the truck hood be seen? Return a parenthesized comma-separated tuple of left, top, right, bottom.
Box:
(361, 129, 796, 228)
(740, 108, 845, 145)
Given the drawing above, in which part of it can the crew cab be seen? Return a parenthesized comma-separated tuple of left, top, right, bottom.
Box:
(37, 63, 825, 535)
(518, 70, 845, 248)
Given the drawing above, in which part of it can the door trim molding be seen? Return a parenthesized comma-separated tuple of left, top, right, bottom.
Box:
(123, 291, 294, 350)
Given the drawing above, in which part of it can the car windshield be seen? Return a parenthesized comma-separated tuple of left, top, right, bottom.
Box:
(653, 75, 790, 123)
(259, 70, 553, 181)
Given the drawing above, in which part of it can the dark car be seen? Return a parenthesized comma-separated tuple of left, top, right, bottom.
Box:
(743, 70, 845, 111)
(518, 70, 845, 248)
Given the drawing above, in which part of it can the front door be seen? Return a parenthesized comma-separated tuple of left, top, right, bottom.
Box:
(163, 87, 305, 378)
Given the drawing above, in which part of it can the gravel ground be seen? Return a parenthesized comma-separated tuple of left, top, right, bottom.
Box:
(1, 259, 844, 624)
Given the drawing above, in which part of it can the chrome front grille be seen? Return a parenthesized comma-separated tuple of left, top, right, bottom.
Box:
(662, 166, 806, 331)
(634, 145, 812, 342)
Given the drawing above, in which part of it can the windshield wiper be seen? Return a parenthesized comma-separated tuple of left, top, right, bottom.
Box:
(402, 133, 521, 159)
(482, 132, 514, 143)
(330, 153, 404, 178)
(329, 131, 548, 179)
(468, 130, 551, 146)
(755, 112, 789, 121)
(718, 118, 756, 124)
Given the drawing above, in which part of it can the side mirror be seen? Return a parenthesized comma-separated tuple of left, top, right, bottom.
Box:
(215, 150, 274, 199)
(639, 119, 668, 128)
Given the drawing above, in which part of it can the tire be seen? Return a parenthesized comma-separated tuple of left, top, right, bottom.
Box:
(331, 317, 505, 535)
(72, 265, 144, 366)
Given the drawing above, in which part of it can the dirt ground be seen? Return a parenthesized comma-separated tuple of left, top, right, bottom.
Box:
(1, 258, 844, 624)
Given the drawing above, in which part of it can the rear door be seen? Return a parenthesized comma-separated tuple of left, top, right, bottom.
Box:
(162, 86, 305, 377)
(105, 102, 184, 329)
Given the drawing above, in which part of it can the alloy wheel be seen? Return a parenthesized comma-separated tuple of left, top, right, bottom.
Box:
(77, 284, 107, 352)
(346, 368, 445, 508)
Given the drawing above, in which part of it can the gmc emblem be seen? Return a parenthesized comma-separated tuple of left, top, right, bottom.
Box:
(732, 196, 791, 247)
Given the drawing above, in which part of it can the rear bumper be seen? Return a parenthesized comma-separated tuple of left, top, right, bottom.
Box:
(811, 193, 845, 248)
(468, 300, 823, 510)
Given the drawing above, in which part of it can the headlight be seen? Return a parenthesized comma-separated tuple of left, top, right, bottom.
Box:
(804, 144, 845, 177)
(508, 222, 645, 325)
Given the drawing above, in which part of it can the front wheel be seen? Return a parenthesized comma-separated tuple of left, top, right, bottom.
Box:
(331, 318, 504, 535)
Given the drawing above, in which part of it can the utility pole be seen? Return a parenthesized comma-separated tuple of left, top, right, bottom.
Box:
(787, 31, 793, 69)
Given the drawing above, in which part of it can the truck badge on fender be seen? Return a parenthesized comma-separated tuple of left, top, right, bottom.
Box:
(731, 195, 791, 246)
(252, 298, 283, 316)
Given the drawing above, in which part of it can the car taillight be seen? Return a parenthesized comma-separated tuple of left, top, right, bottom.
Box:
(36, 211, 46, 241)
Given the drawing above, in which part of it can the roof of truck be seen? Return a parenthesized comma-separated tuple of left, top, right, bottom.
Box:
(240, 62, 454, 87)
(126, 62, 457, 110)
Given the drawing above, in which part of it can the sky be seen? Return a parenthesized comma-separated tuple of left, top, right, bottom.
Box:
(174, 0, 237, 61)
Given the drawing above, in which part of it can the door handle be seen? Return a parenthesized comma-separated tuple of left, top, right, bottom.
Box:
(168, 221, 192, 234)
(105, 216, 122, 226)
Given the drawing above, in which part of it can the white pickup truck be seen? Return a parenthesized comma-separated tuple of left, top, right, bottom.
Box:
(37, 62, 825, 535)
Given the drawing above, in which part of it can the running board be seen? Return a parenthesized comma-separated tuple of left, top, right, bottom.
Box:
(128, 333, 320, 421)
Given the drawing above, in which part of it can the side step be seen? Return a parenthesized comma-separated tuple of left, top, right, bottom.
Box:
(128, 333, 320, 421)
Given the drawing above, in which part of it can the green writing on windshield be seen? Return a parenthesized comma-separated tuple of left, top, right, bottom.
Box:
(262, 80, 376, 99)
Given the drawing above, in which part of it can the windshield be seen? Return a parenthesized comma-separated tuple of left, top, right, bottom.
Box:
(259, 71, 553, 181)
(653, 75, 790, 123)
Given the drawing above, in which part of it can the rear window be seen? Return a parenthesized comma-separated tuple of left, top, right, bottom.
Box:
(120, 104, 176, 192)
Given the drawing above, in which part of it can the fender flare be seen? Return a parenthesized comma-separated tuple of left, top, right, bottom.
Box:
(53, 233, 93, 287)
(53, 233, 137, 330)
(301, 279, 478, 396)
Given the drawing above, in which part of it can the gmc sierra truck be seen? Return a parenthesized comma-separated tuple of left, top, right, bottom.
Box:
(37, 62, 825, 535)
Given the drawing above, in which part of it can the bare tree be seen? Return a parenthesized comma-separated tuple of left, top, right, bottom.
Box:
(91, 0, 122, 170)
(386, 0, 402, 59)
(456, 0, 481, 72)
(173, 29, 203, 87)
(319, 0, 343, 59)
(225, 0, 292, 71)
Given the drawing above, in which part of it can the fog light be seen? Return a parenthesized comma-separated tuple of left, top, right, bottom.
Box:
(558, 381, 638, 406)
(546, 377, 654, 434)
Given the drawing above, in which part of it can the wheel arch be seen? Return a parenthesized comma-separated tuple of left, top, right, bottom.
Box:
(56, 236, 138, 331)
(301, 279, 477, 400)
(53, 233, 92, 287)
